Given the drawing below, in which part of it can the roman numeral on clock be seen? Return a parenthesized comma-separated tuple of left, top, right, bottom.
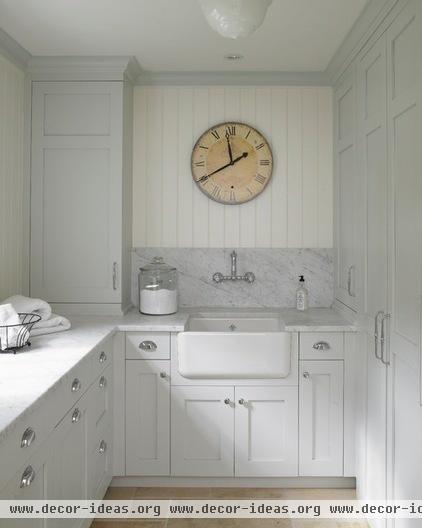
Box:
(211, 185, 221, 199)
(260, 159, 270, 166)
(255, 173, 266, 185)
(226, 125, 236, 136)
(194, 160, 205, 167)
(256, 142, 265, 150)
(211, 129, 220, 140)
(229, 190, 237, 202)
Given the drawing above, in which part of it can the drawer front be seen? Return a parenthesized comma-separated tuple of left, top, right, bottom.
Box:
(89, 365, 113, 438)
(88, 425, 112, 499)
(126, 332, 170, 360)
(92, 338, 113, 379)
(300, 332, 344, 360)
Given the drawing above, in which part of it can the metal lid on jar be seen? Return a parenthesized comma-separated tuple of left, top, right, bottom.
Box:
(139, 256, 176, 273)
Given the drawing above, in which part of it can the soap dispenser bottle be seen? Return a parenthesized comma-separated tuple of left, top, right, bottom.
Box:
(296, 275, 308, 311)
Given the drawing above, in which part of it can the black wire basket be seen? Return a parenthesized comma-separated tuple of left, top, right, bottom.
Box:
(0, 313, 42, 354)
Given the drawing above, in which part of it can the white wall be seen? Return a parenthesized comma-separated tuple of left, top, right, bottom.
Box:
(0, 54, 27, 300)
(133, 85, 333, 248)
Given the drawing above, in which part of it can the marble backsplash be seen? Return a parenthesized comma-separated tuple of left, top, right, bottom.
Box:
(132, 248, 334, 309)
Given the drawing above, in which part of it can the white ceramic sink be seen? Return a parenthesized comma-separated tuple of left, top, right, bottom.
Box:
(177, 312, 291, 379)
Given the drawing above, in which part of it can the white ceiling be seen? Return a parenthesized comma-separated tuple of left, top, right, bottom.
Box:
(0, 0, 369, 72)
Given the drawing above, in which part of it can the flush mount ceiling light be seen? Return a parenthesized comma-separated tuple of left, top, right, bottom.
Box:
(198, 0, 273, 39)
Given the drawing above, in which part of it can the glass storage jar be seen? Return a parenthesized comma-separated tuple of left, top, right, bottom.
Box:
(138, 256, 178, 315)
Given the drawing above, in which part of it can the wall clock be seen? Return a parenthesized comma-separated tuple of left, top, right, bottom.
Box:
(191, 121, 273, 204)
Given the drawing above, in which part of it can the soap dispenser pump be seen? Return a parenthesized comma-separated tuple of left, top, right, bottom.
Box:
(296, 275, 308, 311)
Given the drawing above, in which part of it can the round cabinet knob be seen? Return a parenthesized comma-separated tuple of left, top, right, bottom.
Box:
(99, 376, 107, 389)
(71, 378, 81, 393)
(99, 351, 107, 363)
(99, 440, 107, 454)
(302, 372, 310, 379)
(224, 398, 231, 405)
(71, 408, 81, 423)
(159, 372, 167, 379)
(20, 427, 36, 448)
(20, 466, 35, 488)
(139, 340, 157, 351)
(238, 398, 246, 405)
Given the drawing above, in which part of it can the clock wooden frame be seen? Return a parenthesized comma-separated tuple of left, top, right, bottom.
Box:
(191, 121, 273, 205)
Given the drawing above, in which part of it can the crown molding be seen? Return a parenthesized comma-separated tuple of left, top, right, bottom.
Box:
(27, 55, 141, 82)
(136, 70, 330, 86)
(0, 27, 31, 70)
(326, 0, 405, 83)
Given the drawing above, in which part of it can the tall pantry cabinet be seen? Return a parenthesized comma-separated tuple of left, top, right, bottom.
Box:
(333, 1, 422, 527)
(30, 59, 137, 314)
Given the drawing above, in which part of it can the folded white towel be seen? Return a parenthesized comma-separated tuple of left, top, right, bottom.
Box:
(30, 314, 71, 337)
(0, 303, 28, 350)
(4, 295, 52, 321)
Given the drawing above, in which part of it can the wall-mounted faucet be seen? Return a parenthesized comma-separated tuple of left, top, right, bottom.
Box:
(212, 250, 255, 284)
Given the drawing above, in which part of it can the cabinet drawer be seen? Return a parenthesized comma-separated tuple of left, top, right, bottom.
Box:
(300, 332, 344, 360)
(89, 365, 113, 439)
(126, 332, 170, 360)
(88, 425, 112, 499)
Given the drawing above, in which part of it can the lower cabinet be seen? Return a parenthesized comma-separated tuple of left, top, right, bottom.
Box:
(235, 386, 298, 477)
(171, 385, 298, 477)
(126, 360, 170, 475)
(299, 360, 344, 476)
(171, 386, 235, 477)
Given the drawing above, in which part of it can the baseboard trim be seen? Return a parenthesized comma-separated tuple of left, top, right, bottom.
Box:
(111, 476, 356, 489)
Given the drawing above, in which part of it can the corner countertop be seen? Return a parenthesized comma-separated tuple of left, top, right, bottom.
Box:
(0, 307, 355, 444)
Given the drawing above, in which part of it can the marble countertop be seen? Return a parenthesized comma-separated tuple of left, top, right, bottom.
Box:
(0, 307, 355, 442)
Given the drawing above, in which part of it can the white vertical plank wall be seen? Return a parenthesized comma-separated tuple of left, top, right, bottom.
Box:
(0, 55, 26, 299)
(132, 86, 333, 248)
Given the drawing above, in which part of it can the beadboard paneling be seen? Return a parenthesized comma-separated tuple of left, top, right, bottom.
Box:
(133, 86, 333, 248)
(0, 55, 27, 300)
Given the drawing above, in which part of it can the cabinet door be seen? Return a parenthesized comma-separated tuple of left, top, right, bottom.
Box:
(126, 360, 170, 476)
(171, 386, 234, 477)
(30, 81, 123, 304)
(299, 360, 343, 476)
(334, 67, 359, 311)
(235, 386, 298, 477)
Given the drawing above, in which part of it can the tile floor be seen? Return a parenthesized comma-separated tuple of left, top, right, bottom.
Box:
(90, 487, 369, 528)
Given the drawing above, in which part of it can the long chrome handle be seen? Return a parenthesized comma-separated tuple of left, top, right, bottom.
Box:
(380, 313, 390, 366)
(374, 311, 384, 360)
(71, 408, 81, 423)
(71, 378, 81, 393)
(20, 427, 36, 448)
(112, 262, 118, 290)
(20, 466, 35, 488)
(312, 341, 330, 351)
(347, 265, 356, 297)
(139, 340, 157, 351)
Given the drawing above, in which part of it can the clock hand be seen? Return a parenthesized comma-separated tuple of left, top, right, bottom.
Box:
(196, 152, 248, 183)
(225, 131, 233, 163)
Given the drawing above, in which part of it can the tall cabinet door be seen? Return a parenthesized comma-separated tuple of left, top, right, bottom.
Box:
(234, 386, 298, 477)
(126, 360, 170, 476)
(334, 68, 359, 311)
(171, 386, 234, 477)
(357, 35, 389, 524)
(299, 360, 343, 476)
(31, 82, 123, 304)
(386, 1, 422, 521)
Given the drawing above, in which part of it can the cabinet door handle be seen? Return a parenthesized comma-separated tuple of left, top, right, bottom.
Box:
(99, 351, 107, 363)
(71, 378, 81, 393)
(380, 313, 390, 366)
(20, 427, 36, 448)
(112, 262, 118, 290)
(347, 265, 356, 297)
(159, 372, 167, 379)
(302, 371, 310, 379)
(71, 408, 81, 423)
(139, 340, 157, 351)
(99, 376, 107, 389)
(20, 466, 35, 488)
(99, 440, 107, 454)
(312, 341, 330, 351)
(224, 398, 231, 405)
(238, 398, 247, 405)
(374, 311, 384, 360)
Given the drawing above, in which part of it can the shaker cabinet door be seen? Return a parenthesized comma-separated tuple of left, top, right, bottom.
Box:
(30, 81, 123, 304)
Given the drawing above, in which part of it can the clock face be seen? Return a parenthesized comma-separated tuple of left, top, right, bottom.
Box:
(191, 122, 273, 204)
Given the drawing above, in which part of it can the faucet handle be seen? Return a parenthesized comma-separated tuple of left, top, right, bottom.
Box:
(213, 272, 224, 283)
(244, 272, 255, 283)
